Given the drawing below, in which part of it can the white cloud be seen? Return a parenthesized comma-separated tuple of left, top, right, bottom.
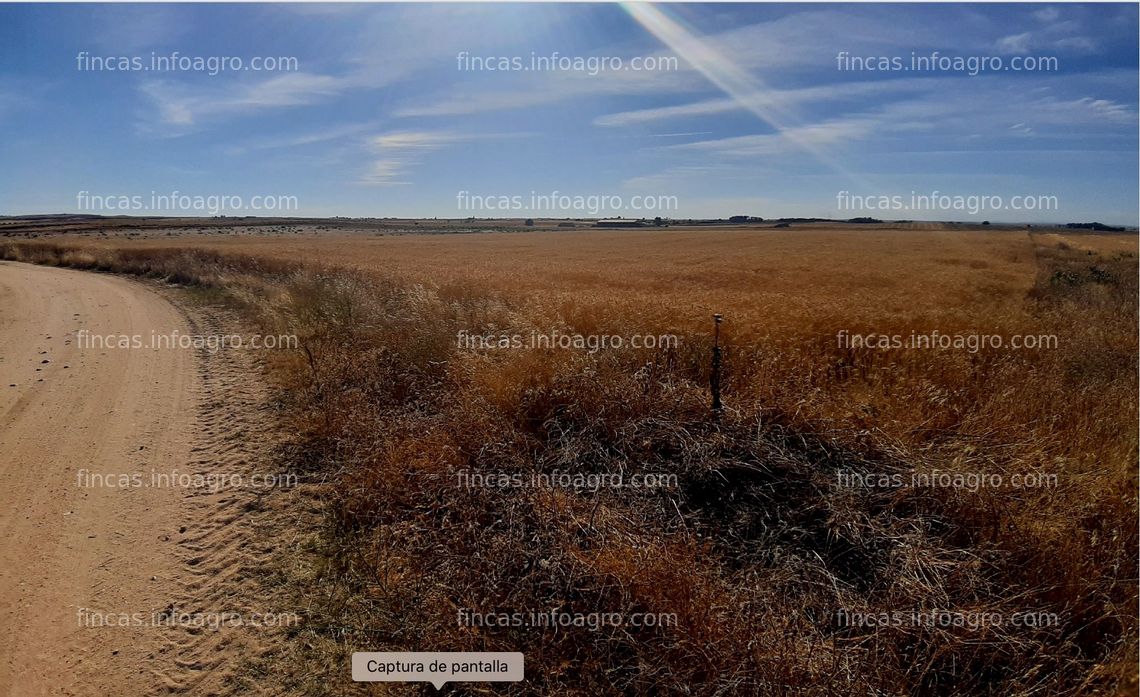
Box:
(359, 130, 479, 186)
(232, 121, 385, 154)
(1068, 97, 1137, 123)
(593, 80, 930, 128)
(667, 119, 877, 158)
(996, 32, 1033, 54)
(994, 9, 1101, 56)
(593, 98, 737, 127)
(644, 131, 714, 138)
(359, 159, 413, 186)
(1053, 36, 1097, 52)
(394, 90, 572, 119)
(141, 72, 355, 130)
(371, 131, 466, 150)
(393, 56, 705, 120)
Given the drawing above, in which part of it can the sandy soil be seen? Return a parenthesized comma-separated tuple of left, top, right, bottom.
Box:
(0, 262, 286, 697)
(0, 262, 198, 695)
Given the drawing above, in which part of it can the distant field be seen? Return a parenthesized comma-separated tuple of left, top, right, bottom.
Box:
(50, 223, 1137, 454)
(40, 224, 1088, 326)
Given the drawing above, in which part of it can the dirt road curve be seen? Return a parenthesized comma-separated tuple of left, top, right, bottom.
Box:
(0, 262, 198, 696)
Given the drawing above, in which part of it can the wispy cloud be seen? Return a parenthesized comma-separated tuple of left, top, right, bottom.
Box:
(394, 90, 569, 119)
(593, 97, 739, 127)
(996, 32, 1034, 54)
(232, 121, 384, 154)
(667, 119, 876, 159)
(371, 131, 467, 150)
(992, 6, 1103, 55)
(359, 130, 473, 185)
(140, 72, 355, 132)
(1054, 96, 1137, 123)
(360, 159, 413, 186)
(392, 59, 704, 119)
(593, 80, 930, 127)
(644, 131, 714, 138)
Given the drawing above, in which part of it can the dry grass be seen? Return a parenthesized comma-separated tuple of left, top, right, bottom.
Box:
(2, 225, 1136, 696)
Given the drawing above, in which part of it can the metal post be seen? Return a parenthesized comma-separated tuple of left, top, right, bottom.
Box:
(711, 314, 723, 417)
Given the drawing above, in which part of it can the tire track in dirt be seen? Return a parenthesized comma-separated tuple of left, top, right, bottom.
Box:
(152, 303, 295, 697)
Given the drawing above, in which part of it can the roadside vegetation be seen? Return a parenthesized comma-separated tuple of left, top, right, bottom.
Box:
(2, 231, 1135, 696)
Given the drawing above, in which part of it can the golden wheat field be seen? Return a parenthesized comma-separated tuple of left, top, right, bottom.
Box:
(56, 224, 1139, 453)
(63, 226, 1069, 326)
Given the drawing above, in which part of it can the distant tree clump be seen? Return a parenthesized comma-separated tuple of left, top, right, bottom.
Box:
(1067, 222, 1125, 232)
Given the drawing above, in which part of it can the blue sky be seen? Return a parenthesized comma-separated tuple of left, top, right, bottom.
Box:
(0, 3, 1136, 224)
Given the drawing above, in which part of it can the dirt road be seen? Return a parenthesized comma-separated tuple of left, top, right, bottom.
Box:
(0, 262, 200, 696)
